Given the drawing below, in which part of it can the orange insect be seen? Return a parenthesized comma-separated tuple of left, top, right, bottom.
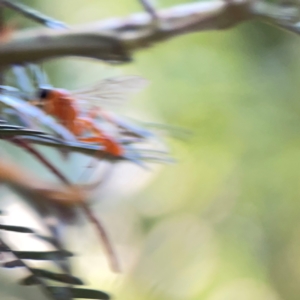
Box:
(36, 76, 148, 156)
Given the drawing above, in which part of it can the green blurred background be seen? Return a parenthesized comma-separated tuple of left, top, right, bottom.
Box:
(3, 0, 300, 300)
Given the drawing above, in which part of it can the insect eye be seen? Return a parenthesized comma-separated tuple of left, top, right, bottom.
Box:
(38, 88, 50, 100)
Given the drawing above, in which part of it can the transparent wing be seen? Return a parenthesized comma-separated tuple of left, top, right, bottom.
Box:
(71, 76, 148, 109)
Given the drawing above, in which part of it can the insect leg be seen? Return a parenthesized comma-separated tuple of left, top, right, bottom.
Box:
(76, 117, 123, 157)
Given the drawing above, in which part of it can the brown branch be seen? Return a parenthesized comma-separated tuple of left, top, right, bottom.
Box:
(0, 0, 257, 67)
(253, 1, 300, 35)
(9, 137, 120, 272)
(0, 156, 86, 207)
(0, 153, 120, 272)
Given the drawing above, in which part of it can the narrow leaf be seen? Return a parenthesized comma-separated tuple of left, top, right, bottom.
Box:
(2, 260, 23, 268)
(30, 268, 84, 285)
(20, 274, 39, 286)
(0, 224, 34, 233)
(47, 287, 110, 300)
(14, 250, 73, 260)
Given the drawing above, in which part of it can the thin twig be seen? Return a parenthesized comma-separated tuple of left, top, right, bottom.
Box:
(12, 138, 70, 183)
(81, 205, 120, 272)
(139, 0, 159, 21)
(8, 138, 121, 272)
(0, 0, 67, 29)
(0, 153, 86, 206)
